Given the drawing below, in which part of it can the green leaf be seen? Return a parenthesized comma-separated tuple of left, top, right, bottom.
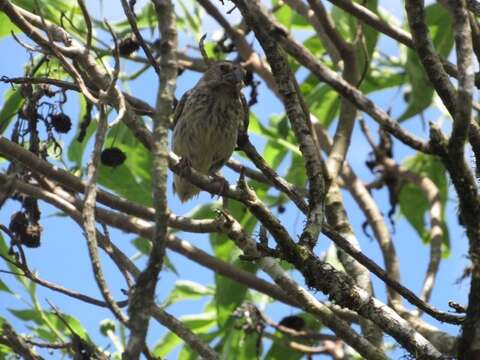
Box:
(0, 234, 30, 289)
(178, 329, 220, 360)
(331, 5, 355, 42)
(303, 35, 326, 58)
(0, 343, 12, 357)
(265, 333, 303, 360)
(178, 0, 202, 36)
(181, 311, 217, 331)
(0, 88, 23, 134)
(61, 314, 89, 341)
(33, 326, 59, 343)
(153, 331, 182, 357)
(398, 154, 450, 253)
(426, 4, 455, 57)
(98, 122, 152, 206)
(330, 0, 378, 47)
(272, 1, 310, 30)
(265, 312, 322, 359)
(0, 278, 12, 294)
(131, 236, 151, 254)
(178, 345, 199, 360)
(9, 308, 89, 342)
(131, 237, 178, 273)
(262, 140, 288, 172)
(361, 0, 379, 58)
(218, 327, 260, 360)
(360, 69, 406, 94)
(13, 0, 83, 33)
(398, 50, 434, 122)
(300, 71, 342, 129)
(186, 202, 219, 221)
(153, 312, 217, 357)
(399, 4, 453, 121)
(214, 261, 253, 327)
(0, 13, 18, 38)
(248, 113, 300, 155)
(209, 199, 258, 327)
(109, 2, 157, 36)
(163, 280, 214, 307)
(9, 308, 43, 323)
(285, 153, 307, 188)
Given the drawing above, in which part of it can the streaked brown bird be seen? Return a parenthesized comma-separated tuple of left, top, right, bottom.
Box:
(172, 44, 248, 202)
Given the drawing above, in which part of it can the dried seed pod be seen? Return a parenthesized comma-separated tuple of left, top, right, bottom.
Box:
(278, 315, 305, 331)
(22, 224, 41, 248)
(9, 211, 41, 248)
(119, 35, 140, 56)
(50, 113, 72, 133)
(9, 211, 28, 236)
(101, 147, 127, 167)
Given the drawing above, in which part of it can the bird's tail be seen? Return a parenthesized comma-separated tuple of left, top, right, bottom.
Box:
(173, 175, 200, 202)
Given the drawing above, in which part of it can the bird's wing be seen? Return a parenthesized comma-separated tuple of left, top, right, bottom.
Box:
(172, 90, 192, 129)
(238, 93, 250, 146)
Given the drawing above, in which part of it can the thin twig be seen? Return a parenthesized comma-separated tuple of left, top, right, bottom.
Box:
(119, 0, 161, 76)
(76, 0, 92, 51)
(82, 105, 129, 325)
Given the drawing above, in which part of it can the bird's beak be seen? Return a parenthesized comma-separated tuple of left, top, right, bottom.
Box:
(224, 68, 245, 88)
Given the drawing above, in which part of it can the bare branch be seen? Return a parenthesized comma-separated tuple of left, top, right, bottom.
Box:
(283, 0, 342, 64)
(405, 0, 457, 116)
(387, 160, 443, 305)
(123, 0, 177, 358)
(239, 138, 308, 213)
(0, 269, 128, 308)
(218, 210, 388, 360)
(448, 0, 475, 159)
(76, 0, 92, 51)
(196, 0, 278, 93)
(230, 1, 326, 249)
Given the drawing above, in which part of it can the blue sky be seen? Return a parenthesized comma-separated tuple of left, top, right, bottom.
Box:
(0, 1, 471, 358)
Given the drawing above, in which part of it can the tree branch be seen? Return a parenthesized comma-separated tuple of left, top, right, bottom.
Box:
(405, 0, 457, 117)
(0, 322, 44, 360)
(217, 210, 387, 360)
(82, 106, 128, 324)
(123, 1, 177, 358)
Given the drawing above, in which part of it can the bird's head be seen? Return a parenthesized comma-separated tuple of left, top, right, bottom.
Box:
(201, 61, 246, 92)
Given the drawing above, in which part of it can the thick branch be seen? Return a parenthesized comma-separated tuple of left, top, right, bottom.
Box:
(231, 1, 326, 249)
(123, 1, 177, 359)
(235, 1, 431, 153)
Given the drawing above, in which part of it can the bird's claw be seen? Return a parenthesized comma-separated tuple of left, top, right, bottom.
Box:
(177, 157, 192, 176)
(210, 174, 229, 199)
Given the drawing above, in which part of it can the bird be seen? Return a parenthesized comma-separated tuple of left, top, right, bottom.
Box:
(171, 43, 248, 202)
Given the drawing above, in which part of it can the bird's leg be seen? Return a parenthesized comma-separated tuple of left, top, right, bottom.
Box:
(177, 157, 192, 177)
(211, 173, 229, 203)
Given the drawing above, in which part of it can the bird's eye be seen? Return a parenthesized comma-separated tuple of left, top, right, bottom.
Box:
(220, 64, 230, 72)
